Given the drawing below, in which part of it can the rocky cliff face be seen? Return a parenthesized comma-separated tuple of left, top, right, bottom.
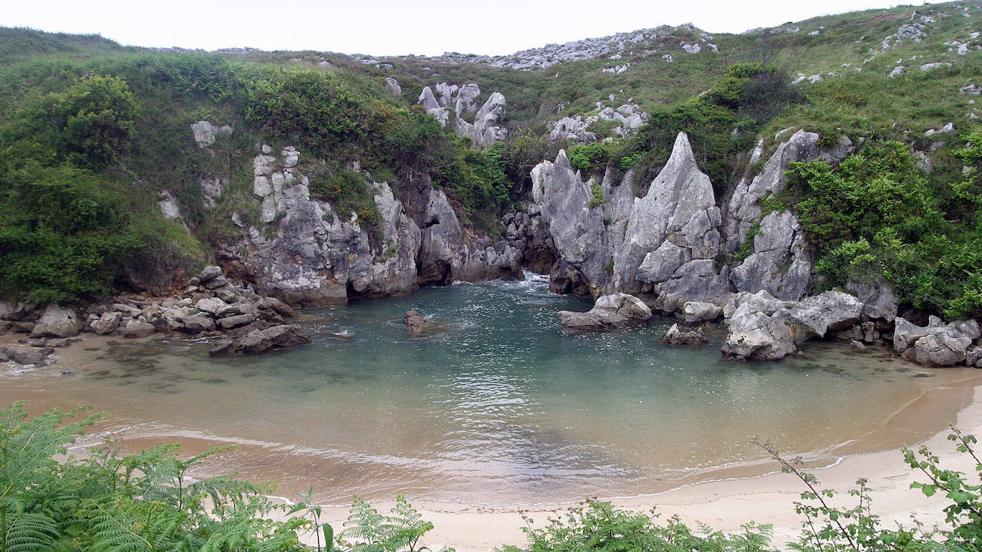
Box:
(225, 143, 519, 305)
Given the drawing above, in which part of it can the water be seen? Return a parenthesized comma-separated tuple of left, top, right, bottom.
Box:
(2, 274, 979, 506)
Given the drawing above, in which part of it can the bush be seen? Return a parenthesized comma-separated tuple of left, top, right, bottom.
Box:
(567, 142, 610, 174)
(787, 139, 981, 318)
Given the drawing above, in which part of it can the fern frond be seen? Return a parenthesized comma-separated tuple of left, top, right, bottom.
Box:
(4, 512, 58, 552)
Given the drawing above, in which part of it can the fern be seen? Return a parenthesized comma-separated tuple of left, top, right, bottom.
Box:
(87, 504, 152, 552)
(3, 512, 57, 552)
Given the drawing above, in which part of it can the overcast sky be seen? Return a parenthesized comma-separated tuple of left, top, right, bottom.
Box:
(4, 0, 942, 56)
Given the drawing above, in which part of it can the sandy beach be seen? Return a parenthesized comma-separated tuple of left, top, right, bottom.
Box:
(310, 379, 982, 551)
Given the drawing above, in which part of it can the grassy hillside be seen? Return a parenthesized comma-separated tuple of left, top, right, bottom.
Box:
(0, 1, 979, 311)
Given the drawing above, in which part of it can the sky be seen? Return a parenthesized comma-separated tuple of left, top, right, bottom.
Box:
(3, 0, 945, 56)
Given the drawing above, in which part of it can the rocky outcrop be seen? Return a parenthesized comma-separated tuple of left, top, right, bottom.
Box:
(549, 104, 647, 143)
(190, 120, 232, 148)
(721, 290, 863, 361)
(613, 132, 726, 309)
(846, 279, 899, 322)
(0, 345, 54, 366)
(730, 210, 812, 301)
(403, 310, 443, 337)
(418, 84, 507, 148)
(893, 316, 980, 366)
(558, 293, 652, 333)
(531, 151, 610, 296)
(383, 77, 402, 97)
(502, 209, 557, 275)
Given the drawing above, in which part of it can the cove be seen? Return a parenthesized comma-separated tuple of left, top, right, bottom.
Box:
(2, 275, 980, 507)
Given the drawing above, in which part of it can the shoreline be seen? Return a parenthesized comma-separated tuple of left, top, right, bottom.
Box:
(303, 378, 982, 551)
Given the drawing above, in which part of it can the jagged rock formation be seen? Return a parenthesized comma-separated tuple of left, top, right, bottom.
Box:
(558, 293, 652, 333)
(613, 133, 726, 309)
(549, 104, 647, 143)
(723, 130, 853, 300)
(417, 83, 507, 147)
(530, 151, 610, 297)
(663, 323, 708, 345)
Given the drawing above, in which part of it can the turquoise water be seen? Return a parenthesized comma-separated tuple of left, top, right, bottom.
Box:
(1, 274, 968, 505)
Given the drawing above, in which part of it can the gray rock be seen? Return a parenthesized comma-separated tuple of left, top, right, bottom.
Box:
(663, 323, 709, 345)
(30, 305, 80, 338)
(91, 312, 122, 335)
(208, 324, 310, 356)
(1, 345, 53, 366)
(217, 313, 256, 330)
(121, 320, 155, 338)
(558, 293, 652, 333)
(967, 346, 982, 368)
(179, 314, 216, 333)
(613, 132, 722, 299)
(195, 297, 226, 315)
(721, 290, 863, 361)
(157, 190, 183, 222)
(846, 279, 899, 322)
(199, 266, 224, 282)
(190, 120, 232, 148)
(531, 151, 610, 296)
(893, 317, 980, 366)
(383, 77, 402, 97)
(682, 301, 723, 323)
(731, 210, 812, 301)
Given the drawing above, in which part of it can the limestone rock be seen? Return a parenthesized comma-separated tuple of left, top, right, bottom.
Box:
(121, 320, 155, 338)
(893, 317, 980, 366)
(613, 132, 722, 300)
(846, 279, 899, 322)
(731, 210, 812, 301)
(30, 305, 81, 338)
(199, 266, 224, 282)
(682, 301, 723, 323)
(190, 121, 232, 148)
(663, 323, 709, 345)
(531, 151, 610, 296)
(91, 312, 122, 335)
(383, 77, 402, 97)
(558, 293, 652, 333)
(208, 324, 310, 356)
(1, 345, 53, 366)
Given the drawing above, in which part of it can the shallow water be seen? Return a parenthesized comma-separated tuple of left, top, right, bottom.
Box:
(3, 274, 980, 506)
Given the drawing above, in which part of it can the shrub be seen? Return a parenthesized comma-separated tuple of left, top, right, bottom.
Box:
(786, 139, 981, 318)
(567, 142, 609, 173)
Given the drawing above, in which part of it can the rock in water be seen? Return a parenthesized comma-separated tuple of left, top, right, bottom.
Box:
(403, 310, 436, 336)
(663, 323, 708, 345)
(121, 320, 155, 338)
(721, 290, 864, 361)
(30, 305, 81, 338)
(208, 324, 310, 356)
(558, 293, 652, 333)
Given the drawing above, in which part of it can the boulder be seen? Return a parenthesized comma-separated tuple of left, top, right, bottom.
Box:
(217, 313, 256, 330)
(179, 314, 216, 333)
(682, 301, 723, 323)
(30, 305, 81, 338)
(91, 312, 122, 335)
(195, 297, 226, 315)
(893, 317, 980, 366)
(199, 265, 224, 282)
(846, 279, 899, 322)
(208, 324, 310, 356)
(0, 345, 53, 366)
(383, 77, 402, 97)
(403, 310, 439, 337)
(558, 293, 652, 333)
(721, 290, 863, 361)
(121, 320, 155, 338)
(663, 323, 709, 345)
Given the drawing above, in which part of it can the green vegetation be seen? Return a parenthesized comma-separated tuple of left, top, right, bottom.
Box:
(6, 402, 982, 552)
(787, 136, 981, 318)
(624, 63, 801, 193)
